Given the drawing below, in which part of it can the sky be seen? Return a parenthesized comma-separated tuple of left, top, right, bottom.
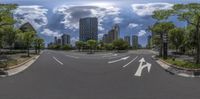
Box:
(1, 0, 200, 46)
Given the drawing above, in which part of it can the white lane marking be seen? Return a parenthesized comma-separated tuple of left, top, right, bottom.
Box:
(134, 58, 152, 77)
(53, 57, 63, 65)
(103, 53, 118, 58)
(108, 56, 130, 64)
(122, 56, 138, 68)
(65, 55, 79, 59)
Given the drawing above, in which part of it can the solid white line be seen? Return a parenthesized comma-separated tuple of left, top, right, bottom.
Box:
(65, 55, 79, 59)
(108, 56, 130, 64)
(122, 56, 138, 68)
(53, 57, 63, 65)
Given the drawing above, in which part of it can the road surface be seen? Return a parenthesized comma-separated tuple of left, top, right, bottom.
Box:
(0, 50, 200, 99)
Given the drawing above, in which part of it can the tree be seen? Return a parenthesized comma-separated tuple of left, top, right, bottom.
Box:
(169, 28, 185, 53)
(75, 41, 84, 52)
(87, 40, 97, 54)
(0, 4, 17, 54)
(112, 39, 129, 52)
(105, 43, 113, 50)
(34, 37, 44, 54)
(150, 22, 175, 57)
(18, 31, 36, 57)
(0, 4, 17, 27)
(4, 26, 21, 51)
(152, 3, 200, 63)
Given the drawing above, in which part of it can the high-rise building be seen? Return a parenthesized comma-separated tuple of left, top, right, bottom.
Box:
(124, 36, 131, 46)
(61, 34, 70, 46)
(57, 38, 62, 46)
(54, 37, 58, 45)
(107, 24, 120, 43)
(79, 17, 98, 41)
(132, 35, 138, 49)
(102, 34, 109, 43)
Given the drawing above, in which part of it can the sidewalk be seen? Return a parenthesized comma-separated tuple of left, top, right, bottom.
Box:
(0, 54, 40, 77)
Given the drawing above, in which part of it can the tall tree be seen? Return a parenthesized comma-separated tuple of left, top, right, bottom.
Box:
(4, 26, 21, 51)
(150, 22, 175, 57)
(34, 37, 44, 54)
(168, 28, 185, 52)
(0, 4, 17, 53)
(153, 3, 200, 63)
(18, 31, 36, 57)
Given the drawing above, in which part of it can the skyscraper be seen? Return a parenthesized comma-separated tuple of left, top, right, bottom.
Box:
(107, 24, 120, 43)
(102, 34, 109, 43)
(124, 36, 131, 46)
(132, 35, 138, 49)
(61, 34, 70, 46)
(54, 37, 58, 45)
(79, 17, 98, 41)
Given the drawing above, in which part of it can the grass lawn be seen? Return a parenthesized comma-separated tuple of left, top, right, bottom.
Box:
(164, 58, 200, 69)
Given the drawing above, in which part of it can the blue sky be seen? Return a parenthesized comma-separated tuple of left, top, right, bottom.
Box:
(1, 0, 200, 46)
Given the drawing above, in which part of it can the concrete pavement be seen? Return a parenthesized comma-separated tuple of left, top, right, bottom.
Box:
(0, 50, 200, 99)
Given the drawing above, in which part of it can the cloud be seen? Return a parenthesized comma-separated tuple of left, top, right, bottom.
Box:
(41, 28, 61, 37)
(98, 33, 104, 40)
(71, 37, 79, 46)
(113, 17, 123, 24)
(53, 4, 120, 31)
(138, 30, 147, 37)
(14, 5, 48, 29)
(128, 23, 139, 28)
(131, 3, 173, 16)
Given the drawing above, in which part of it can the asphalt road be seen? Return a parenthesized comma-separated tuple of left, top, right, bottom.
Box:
(0, 50, 200, 99)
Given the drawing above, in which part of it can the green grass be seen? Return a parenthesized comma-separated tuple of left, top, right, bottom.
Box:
(164, 58, 200, 69)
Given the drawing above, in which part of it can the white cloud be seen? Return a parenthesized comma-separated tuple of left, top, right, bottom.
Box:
(53, 4, 120, 31)
(138, 30, 147, 37)
(131, 3, 173, 16)
(128, 23, 139, 28)
(41, 29, 61, 37)
(113, 17, 123, 24)
(98, 33, 104, 40)
(14, 5, 48, 29)
(71, 37, 79, 46)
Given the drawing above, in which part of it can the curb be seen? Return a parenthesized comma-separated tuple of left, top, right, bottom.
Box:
(5, 55, 39, 70)
(152, 55, 199, 78)
(0, 52, 43, 77)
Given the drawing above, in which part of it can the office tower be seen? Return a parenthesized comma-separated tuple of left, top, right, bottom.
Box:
(79, 17, 98, 41)
(107, 24, 120, 43)
(61, 34, 70, 46)
(124, 36, 131, 46)
(132, 35, 138, 49)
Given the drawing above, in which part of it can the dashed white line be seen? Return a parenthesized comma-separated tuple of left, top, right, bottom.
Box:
(122, 56, 138, 68)
(65, 55, 79, 59)
(53, 57, 63, 65)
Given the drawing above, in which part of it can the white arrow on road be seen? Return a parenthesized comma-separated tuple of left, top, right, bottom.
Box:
(108, 56, 130, 64)
(134, 58, 151, 77)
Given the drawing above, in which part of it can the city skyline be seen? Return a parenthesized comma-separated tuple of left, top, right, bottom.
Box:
(1, 0, 200, 47)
